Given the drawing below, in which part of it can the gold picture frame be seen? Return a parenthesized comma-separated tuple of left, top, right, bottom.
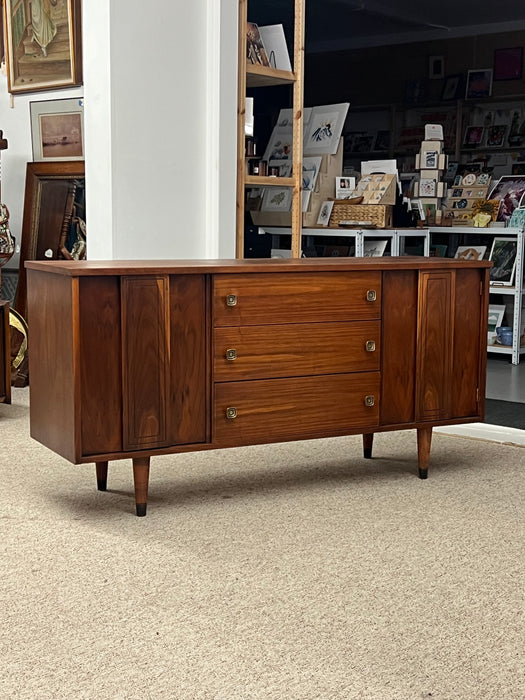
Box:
(3, 0, 82, 94)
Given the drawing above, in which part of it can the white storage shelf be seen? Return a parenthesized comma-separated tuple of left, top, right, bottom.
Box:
(430, 226, 524, 365)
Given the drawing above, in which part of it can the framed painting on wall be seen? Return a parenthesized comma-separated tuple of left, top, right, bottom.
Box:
(3, 0, 82, 94)
(30, 97, 84, 161)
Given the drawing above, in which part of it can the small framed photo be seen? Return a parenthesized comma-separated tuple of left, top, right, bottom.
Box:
(466, 69, 493, 99)
(493, 47, 523, 81)
(487, 304, 506, 344)
(429, 55, 444, 80)
(317, 200, 334, 226)
(422, 150, 438, 168)
(464, 126, 484, 146)
(363, 239, 388, 257)
(489, 237, 518, 286)
(441, 74, 462, 101)
(486, 124, 508, 147)
(30, 98, 84, 161)
(454, 245, 487, 261)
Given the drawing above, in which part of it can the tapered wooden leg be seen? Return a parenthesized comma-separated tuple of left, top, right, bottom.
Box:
(133, 457, 151, 516)
(417, 427, 432, 479)
(96, 461, 108, 491)
(363, 433, 374, 459)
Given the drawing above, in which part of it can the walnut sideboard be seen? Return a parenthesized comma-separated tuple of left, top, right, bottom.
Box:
(26, 257, 490, 516)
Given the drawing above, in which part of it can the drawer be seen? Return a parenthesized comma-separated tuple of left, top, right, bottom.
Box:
(214, 321, 380, 381)
(214, 272, 381, 326)
(214, 373, 380, 446)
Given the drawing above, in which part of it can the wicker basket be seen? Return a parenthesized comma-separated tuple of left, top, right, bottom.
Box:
(329, 202, 393, 229)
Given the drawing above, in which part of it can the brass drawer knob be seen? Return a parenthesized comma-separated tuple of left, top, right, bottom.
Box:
(365, 340, 376, 352)
(364, 395, 375, 407)
(226, 349, 237, 361)
(226, 294, 237, 307)
(366, 290, 377, 302)
(226, 407, 237, 419)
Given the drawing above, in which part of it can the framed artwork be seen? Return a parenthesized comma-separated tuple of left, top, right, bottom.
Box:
(303, 103, 349, 156)
(3, 0, 82, 94)
(246, 22, 269, 67)
(316, 200, 334, 226)
(363, 239, 388, 257)
(466, 69, 493, 99)
(454, 245, 487, 261)
(487, 304, 506, 343)
(489, 176, 525, 223)
(489, 238, 518, 286)
(30, 97, 84, 161)
(493, 47, 523, 81)
(485, 125, 507, 147)
(261, 187, 292, 212)
(441, 74, 462, 101)
(463, 126, 484, 146)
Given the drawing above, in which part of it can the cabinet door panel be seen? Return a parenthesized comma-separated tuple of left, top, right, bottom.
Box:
(451, 269, 483, 418)
(380, 270, 418, 425)
(214, 272, 381, 326)
(79, 277, 123, 455)
(168, 275, 208, 444)
(214, 320, 380, 381)
(122, 276, 170, 450)
(416, 271, 452, 421)
(214, 373, 380, 446)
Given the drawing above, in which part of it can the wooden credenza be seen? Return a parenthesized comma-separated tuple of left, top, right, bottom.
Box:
(26, 258, 490, 516)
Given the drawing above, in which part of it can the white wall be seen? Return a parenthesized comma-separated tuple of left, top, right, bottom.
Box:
(1, 0, 238, 266)
(83, 0, 238, 261)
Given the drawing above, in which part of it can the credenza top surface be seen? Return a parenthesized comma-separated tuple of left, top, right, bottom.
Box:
(25, 257, 491, 277)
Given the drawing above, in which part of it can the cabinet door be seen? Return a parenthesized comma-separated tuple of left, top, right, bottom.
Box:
(415, 268, 484, 422)
(120, 275, 208, 452)
(416, 271, 453, 421)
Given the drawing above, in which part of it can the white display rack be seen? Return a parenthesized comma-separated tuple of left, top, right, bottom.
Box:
(430, 226, 524, 365)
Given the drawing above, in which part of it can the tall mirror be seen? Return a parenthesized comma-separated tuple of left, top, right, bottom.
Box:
(14, 161, 86, 319)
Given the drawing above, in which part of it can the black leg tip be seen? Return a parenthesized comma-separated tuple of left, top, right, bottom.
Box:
(97, 479, 107, 491)
(136, 503, 147, 517)
(418, 468, 428, 479)
(363, 448, 372, 459)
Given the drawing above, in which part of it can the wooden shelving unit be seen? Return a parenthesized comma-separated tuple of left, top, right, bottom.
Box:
(236, 0, 305, 258)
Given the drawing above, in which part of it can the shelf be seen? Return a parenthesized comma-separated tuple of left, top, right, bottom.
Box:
(487, 344, 525, 355)
(489, 285, 525, 295)
(245, 176, 295, 187)
(246, 64, 295, 87)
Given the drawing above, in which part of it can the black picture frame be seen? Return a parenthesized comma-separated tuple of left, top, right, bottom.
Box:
(441, 73, 462, 101)
(493, 47, 524, 81)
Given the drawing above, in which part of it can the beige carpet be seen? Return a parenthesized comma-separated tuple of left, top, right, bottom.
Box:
(1, 388, 523, 700)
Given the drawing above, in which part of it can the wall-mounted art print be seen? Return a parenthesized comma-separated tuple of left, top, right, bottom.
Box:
(493, 47, 523, 81)
(441, 74, 462, 101)
(465, 69, 493, 99)
(30, 97, 84, 161)
(463, 125, 484, 147)
(485, 124, 508, 148)
(303, 103, 349, 156)
(4, 0, 82, 94)
(428, 55, 444, 80)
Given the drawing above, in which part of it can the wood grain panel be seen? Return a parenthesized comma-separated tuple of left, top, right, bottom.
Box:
(169, 275, 208, 444)
(214, 373, 380, 446)
(26, 270, 78, 461)
(214, 320, 380, 381)
(79, 277, 123, 455)
(380, 270, 417, 425)
(122, 276, 170, 450)
(416, 271, 452, 421)
(0, 302, 10, 404)
(451, 269, 483, 418)
(213, 272, 381, 326)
